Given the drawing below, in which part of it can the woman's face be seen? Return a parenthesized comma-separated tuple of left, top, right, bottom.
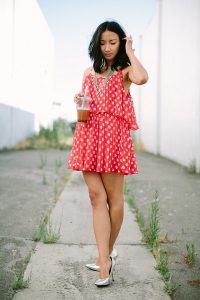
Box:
(100, 30, 120, 63)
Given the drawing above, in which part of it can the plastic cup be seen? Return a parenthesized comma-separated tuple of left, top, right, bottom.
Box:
(76, 96, 92, 122)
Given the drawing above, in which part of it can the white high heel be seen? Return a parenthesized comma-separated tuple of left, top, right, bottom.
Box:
(95, 257, 115, 287)
(85, 248, 118, 271)
(85, 263, 100, 271)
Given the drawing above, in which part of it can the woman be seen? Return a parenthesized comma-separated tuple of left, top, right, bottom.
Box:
(67, 20, 148, 286)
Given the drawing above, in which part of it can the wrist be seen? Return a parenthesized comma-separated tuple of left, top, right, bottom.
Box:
(127, 49, 136, 59)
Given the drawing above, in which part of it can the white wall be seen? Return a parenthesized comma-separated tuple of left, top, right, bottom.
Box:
(139, 0, 200, 171)
(0, 103, 34, 149)
(138, 4, 160, 154)
(0, 0, 54, 129)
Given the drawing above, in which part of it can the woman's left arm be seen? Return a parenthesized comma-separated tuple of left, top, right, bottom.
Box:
(124, 36, 148, 85)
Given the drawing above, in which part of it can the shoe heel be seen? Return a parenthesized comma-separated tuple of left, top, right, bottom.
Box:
(112, 272, 114, 281)
(109, 257, 115, 282)
(95, 256, 116, 287)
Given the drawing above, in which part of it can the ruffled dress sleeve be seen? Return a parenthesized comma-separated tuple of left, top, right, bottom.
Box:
(122, 91, 139, 131)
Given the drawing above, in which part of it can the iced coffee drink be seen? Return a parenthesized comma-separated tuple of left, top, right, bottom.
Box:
(76, 96, 91, 122)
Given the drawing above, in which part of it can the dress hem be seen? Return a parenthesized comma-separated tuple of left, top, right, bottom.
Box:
(67, 166, 138, 176)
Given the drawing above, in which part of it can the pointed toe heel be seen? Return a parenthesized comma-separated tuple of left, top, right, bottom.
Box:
(95, 257, 115, 287)
(85, 263, 100, 271)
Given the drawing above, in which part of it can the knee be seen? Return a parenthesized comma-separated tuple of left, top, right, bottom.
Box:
(88, 189, 107, 208)
(108, 195, 124, 211)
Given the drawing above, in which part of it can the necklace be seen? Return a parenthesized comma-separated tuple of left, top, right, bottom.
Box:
(93, 69, 114, 94)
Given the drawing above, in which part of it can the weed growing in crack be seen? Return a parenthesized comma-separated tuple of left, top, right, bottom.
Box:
(154, 248, 177, 295)
(124, 181, 137, 209)
(42, 221, 60, 243)
(32, 212, 49, 241)
(146, 190, 160, 250)
(124, 181, 130, 196)
(155, 250, 170, 280)
(38, 152, 47, 169)
(124, 181, 147, 239)
(24, 252, 32, 264)
(183, 242, 196, 267)
(163, 275, 177, 296)
(12, 271, 31, 290)
(32, 211, 60, 243)
(124, 184, 177, 297)
(135, 208, 148, 242)
(126, 193, 136, 209)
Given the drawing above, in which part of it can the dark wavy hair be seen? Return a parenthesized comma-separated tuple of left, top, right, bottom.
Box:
(88, 21, 131, 73)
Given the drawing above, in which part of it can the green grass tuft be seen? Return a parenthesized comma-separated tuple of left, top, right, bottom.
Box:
(32, 211, 60, 243)
(42, 221, 60, 243)
(12, 271, 30, 290)
(146, 191, 160, 250)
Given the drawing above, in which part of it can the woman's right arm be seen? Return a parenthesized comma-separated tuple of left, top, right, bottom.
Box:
(74, 67, 92, 104)
(82, 66, 92, 86)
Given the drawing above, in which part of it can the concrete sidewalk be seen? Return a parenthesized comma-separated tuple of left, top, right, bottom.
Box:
(13, 171, 170, 300)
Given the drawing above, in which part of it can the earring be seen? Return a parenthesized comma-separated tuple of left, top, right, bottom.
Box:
(101, 58, 106, 71)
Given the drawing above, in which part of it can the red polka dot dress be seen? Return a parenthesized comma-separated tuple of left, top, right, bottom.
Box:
(67, 69, 139, 175)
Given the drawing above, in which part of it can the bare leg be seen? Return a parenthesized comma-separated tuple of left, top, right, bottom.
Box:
(83, 171, 111, 279)
(100, 173, 125, 254)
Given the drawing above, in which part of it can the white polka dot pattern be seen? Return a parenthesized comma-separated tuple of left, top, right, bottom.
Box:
(67, 70, 139, 175)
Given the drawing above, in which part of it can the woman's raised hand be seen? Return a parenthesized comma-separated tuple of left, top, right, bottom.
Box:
(74, 92, 84, 104)
(123, 35, 135, 57)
